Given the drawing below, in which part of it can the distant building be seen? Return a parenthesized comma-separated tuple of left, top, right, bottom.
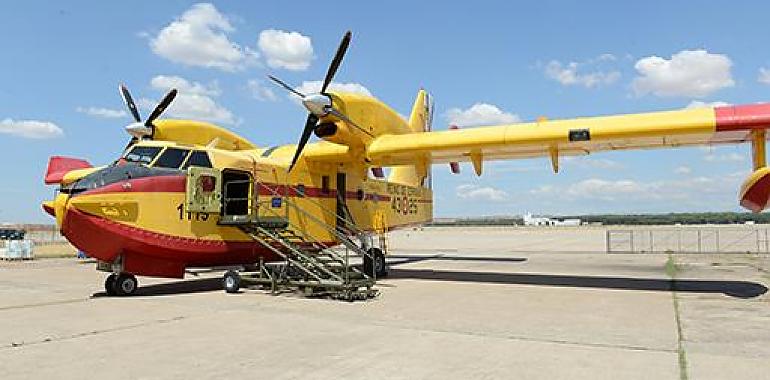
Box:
(523, 213, 581, 226)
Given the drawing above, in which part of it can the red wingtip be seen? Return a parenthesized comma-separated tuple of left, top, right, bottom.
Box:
(715, 103, 770, 131)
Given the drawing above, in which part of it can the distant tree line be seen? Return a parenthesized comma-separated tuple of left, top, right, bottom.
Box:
(428, 212, 770, 226)
(562, 212, 770, 225)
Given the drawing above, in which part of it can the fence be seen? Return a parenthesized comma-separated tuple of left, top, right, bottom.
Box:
(606, 226, 770, 254)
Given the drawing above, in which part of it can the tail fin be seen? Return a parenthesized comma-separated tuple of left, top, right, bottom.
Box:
(389, 89, 434, 186)
(407, 89, 434, 133)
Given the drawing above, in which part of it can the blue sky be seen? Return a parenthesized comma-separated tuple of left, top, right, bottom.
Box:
(1, 1, 769, 222)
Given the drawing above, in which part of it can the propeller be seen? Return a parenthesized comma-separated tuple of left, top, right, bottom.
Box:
(267, 31, 369, 172)
(118, 83, 177, 150)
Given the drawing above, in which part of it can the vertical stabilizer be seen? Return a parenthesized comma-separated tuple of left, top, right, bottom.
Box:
(389, 90, 434, 186)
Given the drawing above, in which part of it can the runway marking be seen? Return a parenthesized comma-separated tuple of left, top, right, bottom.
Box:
(0, 298, 88, 312)
(3, 315, 187, 350)
(364, 321, 678, 354)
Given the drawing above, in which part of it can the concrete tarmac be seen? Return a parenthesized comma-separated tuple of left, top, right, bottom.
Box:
(1, 226, 768, 379)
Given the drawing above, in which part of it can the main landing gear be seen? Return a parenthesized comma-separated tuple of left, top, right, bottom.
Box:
(104, 273, 138, 296)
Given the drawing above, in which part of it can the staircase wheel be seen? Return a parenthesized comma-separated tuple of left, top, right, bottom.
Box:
(223, 270, 241, 294)
(364, 248, 387, 278)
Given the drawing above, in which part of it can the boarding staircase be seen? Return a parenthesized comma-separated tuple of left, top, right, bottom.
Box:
(219, 180, 379, 301)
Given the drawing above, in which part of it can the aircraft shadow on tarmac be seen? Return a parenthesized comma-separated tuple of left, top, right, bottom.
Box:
(90, 255, 767, 299)
(386, 254, 528, 266)
(386, 268, 768, 299)
(386, 254, 767, 298)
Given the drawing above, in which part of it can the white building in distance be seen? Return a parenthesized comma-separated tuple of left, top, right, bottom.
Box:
(523, 213, 581, 226)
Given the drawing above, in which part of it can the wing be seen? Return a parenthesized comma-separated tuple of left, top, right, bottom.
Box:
(366, 104, 770, 167)
(364, 103, 770, 212)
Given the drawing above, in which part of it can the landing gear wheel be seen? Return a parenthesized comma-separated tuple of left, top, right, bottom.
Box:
(363, 248, 388, 278)
(104, 273, 117, 296)
(112, 273, 138, 296)
(223, 270, 241, 294)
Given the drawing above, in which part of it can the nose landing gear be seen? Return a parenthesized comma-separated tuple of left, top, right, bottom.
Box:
(104, 273, 138, 296)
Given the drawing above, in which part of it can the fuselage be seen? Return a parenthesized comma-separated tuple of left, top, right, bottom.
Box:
(45, 137, 433, 278)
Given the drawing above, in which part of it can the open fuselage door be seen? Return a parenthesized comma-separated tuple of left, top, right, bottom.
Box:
(186, 166, 222, 214)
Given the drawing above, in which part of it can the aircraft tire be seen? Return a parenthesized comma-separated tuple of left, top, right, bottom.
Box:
(104, 273, 117, 296)
(223, 270, 241, 293)
(113, 273, 138, 296)
(364, 248, 388, 278)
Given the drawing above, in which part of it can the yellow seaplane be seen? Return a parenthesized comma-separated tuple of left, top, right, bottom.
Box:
(43, 31, 770, 299)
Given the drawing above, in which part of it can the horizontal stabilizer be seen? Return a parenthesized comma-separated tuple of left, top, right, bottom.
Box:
(44, 156, 92, 184)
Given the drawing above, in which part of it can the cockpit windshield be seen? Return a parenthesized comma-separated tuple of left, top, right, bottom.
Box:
(123, 146, 162, 164)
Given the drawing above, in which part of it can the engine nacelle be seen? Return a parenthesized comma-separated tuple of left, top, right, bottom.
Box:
(314, 121, 362, 147)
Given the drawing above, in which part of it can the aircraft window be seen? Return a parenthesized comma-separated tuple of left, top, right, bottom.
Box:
(124, 146, 162, 164)
(183, 151, 213, 169)
(154, 148, 190, 169)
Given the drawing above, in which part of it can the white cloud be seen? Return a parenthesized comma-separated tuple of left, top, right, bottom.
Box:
(456, 184, 508, 202)
(151, 75, 221, 96)
(674, 166, 692, 174)
(685, 100, 730, 109)
(247, 79, 277, 101)
(149, 3, 256, 71)
(544, 56, 621, 88)
(632, 50, 734, 98)
(758, 67, 770, 84)
(703, 152, 743, 162)
(564, 179, 650, 200)
(144, 75, 236, 125)
(531, 177, 719, 202)
(292, 80, 372, 98)
(258, 29, 314, 71)
(76, 106, 127, 119)
(0, 118, 63, 139)
(563, 156, 623, 170)
(596, 53, 617, 61)
(445, 103, 520, 127)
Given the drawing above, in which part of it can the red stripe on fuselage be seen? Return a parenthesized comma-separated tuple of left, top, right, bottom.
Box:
(77, 174, 415, 204)
(79, 175, 186, 196)
(715, 103, 770, 131)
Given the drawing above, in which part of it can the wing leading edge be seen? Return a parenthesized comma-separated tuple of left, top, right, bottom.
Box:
(365, 103, 770, 212)
(368, 104, 770, 166)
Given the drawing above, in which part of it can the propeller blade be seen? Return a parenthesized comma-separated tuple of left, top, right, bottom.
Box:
(145, 89, 177, 126)
(327, 108, 374, 137)
(321, 31, 352, 94)
(118, 84, 142, 123)
(288, 114, 319, 171)
(267, 75, 305, 98)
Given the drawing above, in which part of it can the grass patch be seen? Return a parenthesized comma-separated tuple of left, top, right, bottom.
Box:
(667, 253, 688, 380)
(665, 255, 680, 278)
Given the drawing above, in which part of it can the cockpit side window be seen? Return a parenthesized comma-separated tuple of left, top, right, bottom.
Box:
(154, 148, 190, 169)
(183, 151, 213, 169)
(124, 146, 162, 164)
